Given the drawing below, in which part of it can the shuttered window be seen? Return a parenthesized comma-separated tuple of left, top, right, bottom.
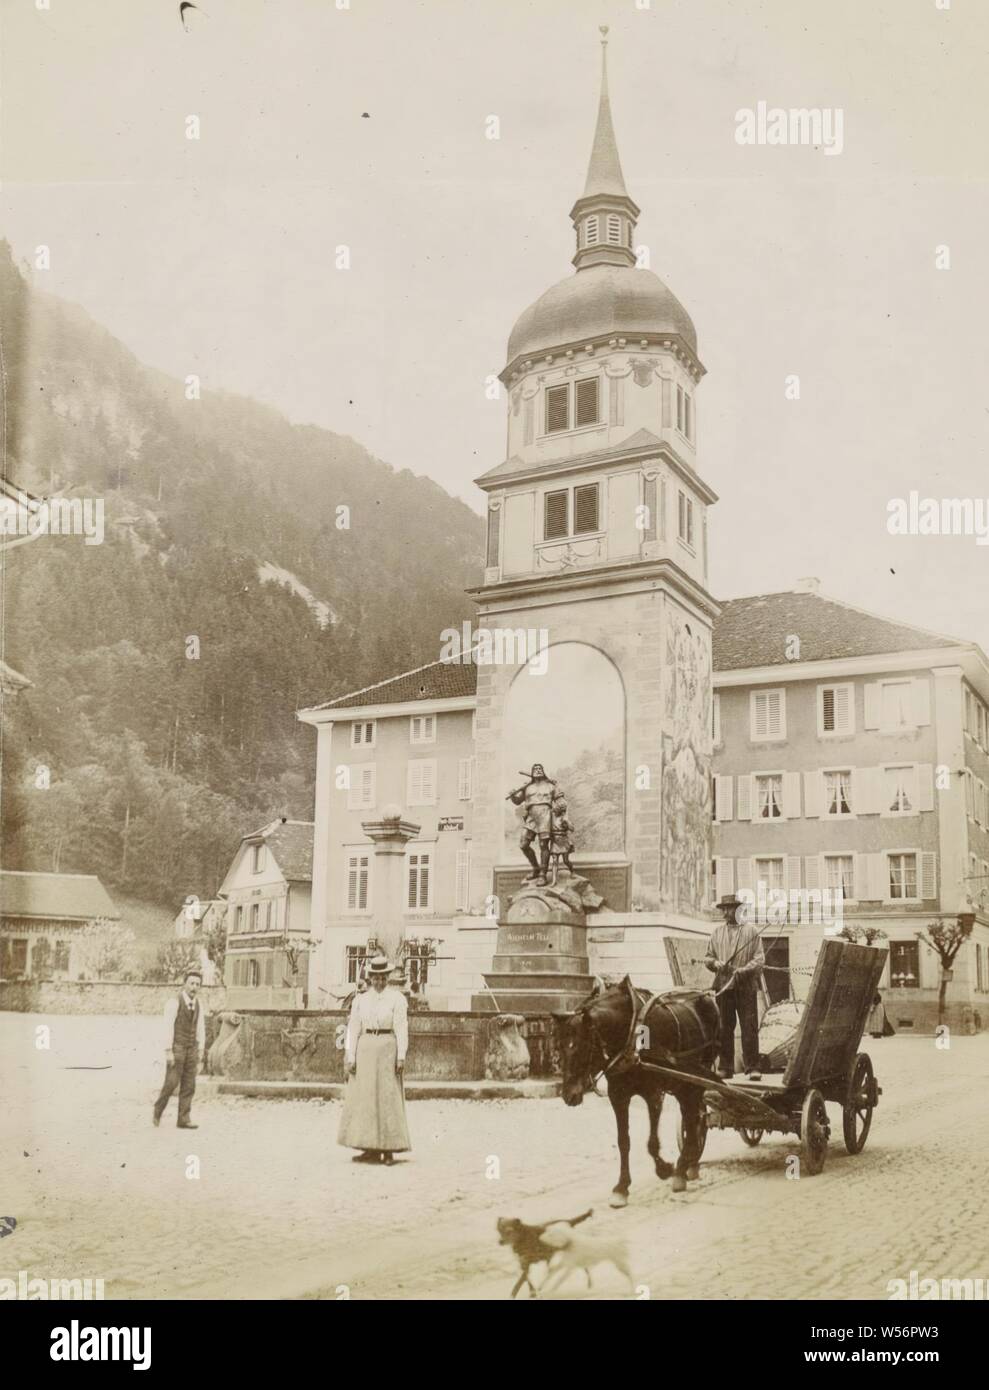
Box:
(606, 213, 622, 244)
(351, 720, 375, 747)
(455, 845, 471, 912)
(825, 769, 853, 816)
(820, 683, 853, 734)
(676, 385, 685, 432)
(642, 474, 658, 542)
(677, 491, 694, 546)
(754, 857, 784, 892)
(347, 764, 376, 809)
(546, 384, 570, 433)
(574, 483, 599, 535)
(485, 507, 500, 567)
(584, 215, 599, 246)
(750, 689, 785, 741)
(544, 490, 569, 540)
(407, 759, 437, 807)
(888, 852, 918, 901)
(347, 854, 369, 912)
(410, 715, 435, 744)
(407, 852, 431, 910)
(824, 854, 854, 900)
(575, 377, 600, 427)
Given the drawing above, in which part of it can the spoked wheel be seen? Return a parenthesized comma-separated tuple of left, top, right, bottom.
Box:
(738, 1127, 764, 1147)
(676, 1112, 708, 1160)
(842, 1053, 876, 1155)
(799, 1088, 829, 1175)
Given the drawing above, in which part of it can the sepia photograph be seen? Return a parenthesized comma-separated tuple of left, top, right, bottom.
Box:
(1, 0, 986, 1350)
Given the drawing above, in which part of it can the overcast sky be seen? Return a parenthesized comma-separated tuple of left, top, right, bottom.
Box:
(4, 0, 988, 650)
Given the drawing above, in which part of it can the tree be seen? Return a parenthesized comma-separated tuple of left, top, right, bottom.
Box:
(148, 940, 200, 984)
(916, 914, 975, 1027)
(76, 919, 137, 981)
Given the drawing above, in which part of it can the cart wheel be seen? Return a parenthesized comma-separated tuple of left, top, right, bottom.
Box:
(738, 1127, 764, 1147)
(676, 1112, 708, 1160)
(842, 1053, 876, 1155)
(799, 1089, 829, 1175)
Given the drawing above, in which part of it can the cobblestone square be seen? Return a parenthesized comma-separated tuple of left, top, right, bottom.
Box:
(3, 1014, 987, 1300)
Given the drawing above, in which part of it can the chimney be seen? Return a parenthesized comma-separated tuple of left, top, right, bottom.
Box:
(795, 577, 821, 595)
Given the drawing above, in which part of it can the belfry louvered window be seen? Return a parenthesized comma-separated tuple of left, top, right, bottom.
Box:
(544, 490, 569, 540)
(486, 507, 500, 567)
(584, 216, 600, 246)
(574, 483, 599, 534)
(606, 214, 622, 244)
(546, 384, 569, 433)
(574, 377, 599, 427)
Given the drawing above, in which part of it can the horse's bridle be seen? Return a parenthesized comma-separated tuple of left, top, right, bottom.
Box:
(580, 977, 643, 1088)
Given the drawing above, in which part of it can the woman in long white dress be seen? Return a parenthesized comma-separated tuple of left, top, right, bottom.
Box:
(337, 955, 411, 1165)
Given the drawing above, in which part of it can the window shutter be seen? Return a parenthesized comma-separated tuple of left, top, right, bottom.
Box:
(544, 489, 568, 540)
(913, 679, 931, 726)
(735, 858, 753, 892)
(803, 769, 824, 818)
(714, 775, 733, 822)
(821, 686, 835, 732)
(546, 384, 569, 433)
(866, 852, 887, 902)
(864, 683, 881, 729)
(455, 846, 471, 912)
(804, 855, 822, 891)
(458, 757, 473, 801)
(782, 771, 802, 819)
(785, 856, 802, 891)
(856, 766, 881, 815)
(736, 775, 753, 821)
(715, 858, 734, 900)
(642, 475, 657, 542)
(573, 483, 600, 534)
(422, 760, 436, 804)
(485, 508, 500, 568)
(575, 377, 600, 427)
(831, 684, 852, 732)
(920, 852, 938, 901)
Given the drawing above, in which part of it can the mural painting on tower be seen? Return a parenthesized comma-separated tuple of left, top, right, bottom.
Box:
(661, 611, 713, 913)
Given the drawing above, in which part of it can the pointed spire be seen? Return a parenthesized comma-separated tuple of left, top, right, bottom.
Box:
(583, 27, 628, 199)
(570, 29, 639, 271)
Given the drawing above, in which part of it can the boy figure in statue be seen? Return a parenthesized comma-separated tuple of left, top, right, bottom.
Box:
(507, 764, 558, 886)
(549, 792, 576, 880)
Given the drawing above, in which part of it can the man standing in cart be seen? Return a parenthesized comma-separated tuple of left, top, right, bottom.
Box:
(706, 894, 766, 1081)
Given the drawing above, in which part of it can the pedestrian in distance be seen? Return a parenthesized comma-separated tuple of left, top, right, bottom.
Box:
(153, 966, 206, 1130)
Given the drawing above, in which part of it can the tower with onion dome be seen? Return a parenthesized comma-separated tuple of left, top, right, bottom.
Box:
(469, 29, 719, 927)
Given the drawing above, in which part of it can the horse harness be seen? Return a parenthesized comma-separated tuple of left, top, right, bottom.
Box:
(584, 978, 714, 1087)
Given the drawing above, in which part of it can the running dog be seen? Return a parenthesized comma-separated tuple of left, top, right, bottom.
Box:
(537, 1221, 635, 1297)
(496, 1209, 592, 1298)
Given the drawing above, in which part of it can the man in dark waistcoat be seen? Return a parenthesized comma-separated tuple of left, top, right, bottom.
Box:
(153, 967, 206, 1129)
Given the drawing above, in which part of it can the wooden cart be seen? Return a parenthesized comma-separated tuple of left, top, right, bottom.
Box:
(670, 937, 888, 1175)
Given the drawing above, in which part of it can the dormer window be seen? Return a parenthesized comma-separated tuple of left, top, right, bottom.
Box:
(544, 379, 601, 435)
(606, 213, 622, 244)
(584, 216, 600, 247)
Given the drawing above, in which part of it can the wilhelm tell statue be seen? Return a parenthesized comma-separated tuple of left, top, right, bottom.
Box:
(506, 763, 571, 886)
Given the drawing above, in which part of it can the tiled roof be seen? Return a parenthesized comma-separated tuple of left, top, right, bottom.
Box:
(301, 590, 968, 715)
(245, 819, 314, 882)
(714, 591, 961, 671)
(0, 871, 120, 922)
(306, 657, 478, 712)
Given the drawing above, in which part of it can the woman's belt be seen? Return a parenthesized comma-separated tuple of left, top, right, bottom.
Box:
(365, 1028, 394, 1035)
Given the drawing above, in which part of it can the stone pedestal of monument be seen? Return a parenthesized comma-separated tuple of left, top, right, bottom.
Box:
(471, 871, 602, 1014)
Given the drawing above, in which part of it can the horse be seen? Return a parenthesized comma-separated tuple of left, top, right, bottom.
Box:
(553, 976, 721, 1206)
